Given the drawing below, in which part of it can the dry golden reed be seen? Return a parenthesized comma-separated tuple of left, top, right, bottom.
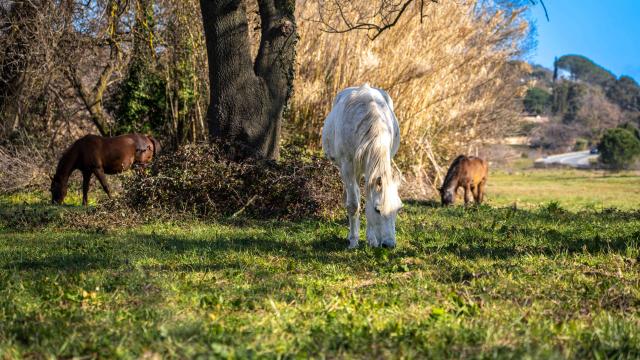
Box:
(289, 0, 531, 188)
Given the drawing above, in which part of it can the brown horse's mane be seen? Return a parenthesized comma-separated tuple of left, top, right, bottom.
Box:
(53, 142, 78, 181)
(441, 155, 467, 190)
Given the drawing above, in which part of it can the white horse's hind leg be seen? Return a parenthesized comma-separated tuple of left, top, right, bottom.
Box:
(340, 162, 360, 248)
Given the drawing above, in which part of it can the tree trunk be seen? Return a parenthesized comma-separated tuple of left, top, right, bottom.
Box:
(199, 0, 296, 160)
(0, 0, 34, 137)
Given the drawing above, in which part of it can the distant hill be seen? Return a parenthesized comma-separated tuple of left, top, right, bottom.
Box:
(521, 55, 640, 151)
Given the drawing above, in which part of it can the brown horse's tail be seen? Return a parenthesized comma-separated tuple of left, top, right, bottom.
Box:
(441, 155, 467, 189)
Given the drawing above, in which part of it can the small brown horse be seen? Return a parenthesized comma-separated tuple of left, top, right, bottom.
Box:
(51, 134, 160, 205)
(439, 155, 488, 206)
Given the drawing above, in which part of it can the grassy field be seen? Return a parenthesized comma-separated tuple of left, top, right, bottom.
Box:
(1, 169, 639, 358)
(488, 168, 640, 210)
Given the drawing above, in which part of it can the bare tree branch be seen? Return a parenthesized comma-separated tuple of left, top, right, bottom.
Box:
(310, 0, 546, 41)
(313, 0, 439, 40)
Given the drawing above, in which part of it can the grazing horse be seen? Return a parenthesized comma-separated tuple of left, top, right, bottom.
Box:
(51, 134, 160, 205)
(439, 155, 488, 206)
(322, 84, 402, 249)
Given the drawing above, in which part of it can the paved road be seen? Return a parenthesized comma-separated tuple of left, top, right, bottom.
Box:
(534, 150, 599, 169)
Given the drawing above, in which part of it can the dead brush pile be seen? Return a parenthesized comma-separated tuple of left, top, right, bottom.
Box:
(0, 146, 49, 193)
(122, 144, 343, 220)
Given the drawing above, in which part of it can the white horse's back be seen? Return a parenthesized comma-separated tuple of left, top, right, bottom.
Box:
(322, 84, 401, 249)
(322, 85, 399, 167)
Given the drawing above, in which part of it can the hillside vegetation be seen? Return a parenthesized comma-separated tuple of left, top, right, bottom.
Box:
(526, 55, 640, 153)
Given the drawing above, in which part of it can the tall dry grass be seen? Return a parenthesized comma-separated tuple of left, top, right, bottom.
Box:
(290, 0, 530, 188)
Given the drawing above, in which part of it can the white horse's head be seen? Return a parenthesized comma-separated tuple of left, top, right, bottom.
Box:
(365, 175, 402, 248)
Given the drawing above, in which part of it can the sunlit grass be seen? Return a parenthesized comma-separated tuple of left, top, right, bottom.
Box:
(488, 169, 640, 210)
(1, 169, 639, 358)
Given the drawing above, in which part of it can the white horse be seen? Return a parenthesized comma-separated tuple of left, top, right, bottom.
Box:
(322, 84, 402, 249)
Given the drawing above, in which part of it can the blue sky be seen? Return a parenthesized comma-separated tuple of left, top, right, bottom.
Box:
(530, 0, 640, 81)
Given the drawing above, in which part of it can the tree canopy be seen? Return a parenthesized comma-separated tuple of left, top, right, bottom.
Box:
(556, 55, 616, 87)
(607, 76, 640, 112)
(523, 87, 551, 115)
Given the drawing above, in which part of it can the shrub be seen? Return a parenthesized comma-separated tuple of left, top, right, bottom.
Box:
(618, 122, 640, 140)
(524, 87, 552, 115)
(598, 128, 640, 170)
(122, 144, 344, 220)
(0, 146, 49, 194)
(574, 138, 588, 151)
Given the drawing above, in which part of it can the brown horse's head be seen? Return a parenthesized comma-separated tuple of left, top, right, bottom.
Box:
(439, 187, 455, 206)
(50, 175, 67, 205)
(440, 155, 467, 206)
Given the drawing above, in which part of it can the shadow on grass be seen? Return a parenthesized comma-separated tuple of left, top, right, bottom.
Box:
(403, 199, 441, 208)
(3, 198, 639, 277)
(4, 253, 118, 271)
(4, 224, 638, 274)
(421, 230, 639, 261)
(0, 198, 88, 233)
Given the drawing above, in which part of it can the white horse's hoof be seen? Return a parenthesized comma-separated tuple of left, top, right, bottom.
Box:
(381, 241, 396, 249)
(347, 238, 359, 249)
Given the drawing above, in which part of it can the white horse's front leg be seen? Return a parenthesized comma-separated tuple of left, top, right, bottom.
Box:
(341, 162, 360, 249)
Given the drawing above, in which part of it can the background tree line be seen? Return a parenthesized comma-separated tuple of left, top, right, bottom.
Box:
(524, 55, 640, 153)
(0, 0, 209, 150)
(1, 0, 535, 190)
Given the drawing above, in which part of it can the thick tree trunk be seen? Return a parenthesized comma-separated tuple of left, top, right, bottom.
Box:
(199, 0, 296, 159)
(0, 1, 34, 137)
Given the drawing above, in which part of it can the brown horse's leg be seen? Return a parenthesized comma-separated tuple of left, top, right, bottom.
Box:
(473, 183, 480, 204)
(464, 183, 471, 205)
(82, 170, 92, 206)
(478, 180, 486, 204)
(93, 168, 112, 199)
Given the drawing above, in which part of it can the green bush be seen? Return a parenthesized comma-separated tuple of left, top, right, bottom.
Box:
(523, 87, 551, 115)
(598, 128, 640, 169)
(112, 60, 167, 135)
(618, 122, 640, 140)
(574, 138, 588, 151)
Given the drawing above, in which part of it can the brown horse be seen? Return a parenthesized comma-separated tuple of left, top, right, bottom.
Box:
(51, 134, 160, 205)
(439, 155, 488, 206)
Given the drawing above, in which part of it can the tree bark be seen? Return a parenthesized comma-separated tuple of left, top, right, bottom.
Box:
(199, 0, 296, 159)
(0, 0, 34, 136)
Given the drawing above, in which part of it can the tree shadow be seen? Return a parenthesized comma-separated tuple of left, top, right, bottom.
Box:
(3, 200, 639, 278)
(403, 199, 440, 208)
(412, 220, 639, 262)
(1, 225, 352, 274)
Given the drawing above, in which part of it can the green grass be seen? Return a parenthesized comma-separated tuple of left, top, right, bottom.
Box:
(488, 169, 640, 210)
(1, 170, 640, 358)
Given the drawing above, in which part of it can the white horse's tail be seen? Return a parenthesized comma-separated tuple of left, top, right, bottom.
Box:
(355, 103, 401, 216)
